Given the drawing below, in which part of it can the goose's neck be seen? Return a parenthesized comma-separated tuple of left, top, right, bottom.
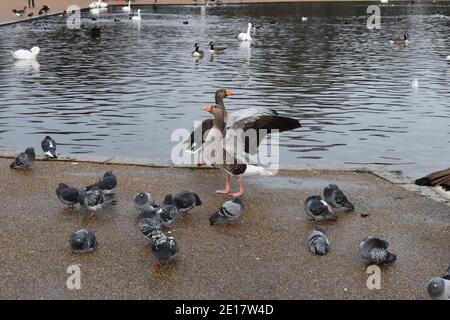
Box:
(213, 113, 226, 135)
(246, 24, 252, 35)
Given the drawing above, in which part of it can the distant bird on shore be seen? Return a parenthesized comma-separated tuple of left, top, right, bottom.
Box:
(134, 192, 157, 211)
(69, 229, 96, 253)
(10, 147, 35, 170)
(78, 188, 116, 221)
(359, 236, 397, 265)
(86, 170, 117, 194)
(238, 22, 252, 41)
(13, 7, 27, 17)
(390, 33, 409, 45)
(122, 1, 131, 12)
(41, 136, 57, 158)
(28, 12, 34, 18)
(209, 198, 244, 225)
(308, 227, 329, 255)
(173, 190, 201, 216)
(209, 42, 226, 54)
(323, 184, 354, 212)
(156, 194, 179, 228)
(192, 43, 204, 58)
(56, 183, 80, 211)
(304, 196, 337, 221)
(415, 168, 450, 200)
(427, 264, 450, 300)
(12, 46, 40, 60)
(41, 5, 50, 13)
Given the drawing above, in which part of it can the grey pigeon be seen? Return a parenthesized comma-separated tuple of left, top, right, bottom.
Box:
(56, 183, 80, 210)
(156, 194, 179, 228)
(209, 198, 244, 225)
(427, 277, 450, 300)
(86, 170, 117, 194)
(68, 229, 96, 253)
(41, 136, 57, 158)
(138, 213, 162, 242)
(10, 147, 35, 170)
(134, 192, 157, 211)
(174, 190, 202, 215)
(78, 188, 116, 221)
(151, 230, 178, 267)
(304, 195, 337, 221)
(323, 184, 354, 212)
(359, 236, 397, 265)
(308, 227, 330, 255)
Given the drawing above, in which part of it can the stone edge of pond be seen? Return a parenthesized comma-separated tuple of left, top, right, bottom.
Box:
(0, 150, 448, 207)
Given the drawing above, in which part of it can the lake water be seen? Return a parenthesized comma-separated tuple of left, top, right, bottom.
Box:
(0, 1, 449, 176)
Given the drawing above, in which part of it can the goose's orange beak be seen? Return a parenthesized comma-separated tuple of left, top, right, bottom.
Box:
(203, 105, 212, 113)
(225, 90, 234, 96)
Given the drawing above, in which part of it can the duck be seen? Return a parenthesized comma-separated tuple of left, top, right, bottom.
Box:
(446, 55, 450, 61)
(415, 168, 450, 200)
(390, 33, 409, 45)
(13, 7, 27, 17)
(12, 46, 40, 60)
(192, 43, 204, 57)
(302, 17, 308, 22)
(238, 22, 252, 41)
(122, 1, 131, 13)
(131, 9, 142, 21)
(209, 41, 226, 54)
(189, 89, 301, 197)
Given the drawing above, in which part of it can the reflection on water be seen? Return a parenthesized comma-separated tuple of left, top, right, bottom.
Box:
(0, 2, 449, 176)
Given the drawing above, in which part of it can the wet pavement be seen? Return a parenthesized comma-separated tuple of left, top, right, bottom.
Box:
(0, 157, 448, 299)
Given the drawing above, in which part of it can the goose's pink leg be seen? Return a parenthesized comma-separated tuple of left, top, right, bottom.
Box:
(216, 176, 231, 194)
(229, 177, 244, 197)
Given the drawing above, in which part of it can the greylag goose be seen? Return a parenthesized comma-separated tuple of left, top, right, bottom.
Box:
(199, 100, 301, 197)
(415, 168, 450, 200)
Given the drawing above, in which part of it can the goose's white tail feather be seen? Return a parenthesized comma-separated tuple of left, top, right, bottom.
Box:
(242, 165, 275, 176)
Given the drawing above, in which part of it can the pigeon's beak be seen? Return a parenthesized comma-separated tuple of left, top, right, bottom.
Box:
(345, 201, 355, 211)
(203, 105, 213, 113)
(225, 90, 233, 97)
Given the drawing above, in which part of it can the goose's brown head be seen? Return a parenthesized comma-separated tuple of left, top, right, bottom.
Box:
(215, 89, 233, 101)
(203, 104, 226, 119)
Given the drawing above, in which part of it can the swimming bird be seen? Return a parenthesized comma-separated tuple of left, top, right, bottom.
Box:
(173, 190, 202, 216)
(192, 43, 204, 58)
(122, 1, 131, 12)
(359, 236, 397, 265)
(69, 229, 96, 253)
(302, 17, 308, 22)
(12, 46, 40, 60)
(410, 78, 419, 90)
(209, 198, 244, 225)
(308, 227, 329, 255)
(78, 188, 116, 221)
(447, 55, 450, 61)
(56, 183, 80, 210)
(389, 33, 409, 45)
(209, 41, 226, 54)
(415, 168, 450, 200)
(41, 136, 57, 158)
(151, 230, 178, 267)
(134, 192, 157, 211)
(10, 147, 35, 170)
(238, 23, 252, 41)
(13, 7, 27, 17)
(183, 20, 189, 24)
(86, 170, 117, 194)
(131, 9, 142, 21)
(323, 184, 354, 212)
(304, 196, 337, 221)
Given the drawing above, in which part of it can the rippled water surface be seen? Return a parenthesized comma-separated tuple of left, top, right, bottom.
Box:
(0, 2, 449, 176)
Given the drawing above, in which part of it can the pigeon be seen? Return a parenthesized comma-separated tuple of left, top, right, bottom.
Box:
(323, 184, 354, 212)
(134, 192, 157, 211)
(86, 170, 117, 194)
(151, 230, 178, 267)
(308, 227, 330, 255)
(41, 136, 57, 158)
(138, 214, 162, 242)
(68, 229, 96, 253)
(359, 236, 397, 265)
(304, 196, 337, 221)
(209, 198, 244, 225)
(56, 183, 80, 210)
(173, 190, 202, 215)
(10, 147, 35, 170)
(427, 277, 450, 300)
(78, 188, 116, 221)
(156, 194, 179, 228)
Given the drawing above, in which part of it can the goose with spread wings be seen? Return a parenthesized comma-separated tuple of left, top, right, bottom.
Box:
(191, 92, 301, 197)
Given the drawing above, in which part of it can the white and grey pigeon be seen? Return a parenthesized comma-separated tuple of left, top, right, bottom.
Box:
(308, 227, 330, 255)
(41, 135, 57, 158)
(359, 236, 397, 265)
(86, 170, 117, 194)
(323, 184, 354, 212)
(138, 213, 162, 243)
(427, 264, 450, 300)
(151, 230, 178, 267)
(56, 183, 80, 210)
(78, 188, 116, 221)
(209, 198, 244, 225)
(173, 190, 202, 216)
(156, 194, 179, 228)
(134, 192, 157, 211)
(10, 147, 35, 170)
(304, 195, 337, 221)
(68, 229, 97, 253)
